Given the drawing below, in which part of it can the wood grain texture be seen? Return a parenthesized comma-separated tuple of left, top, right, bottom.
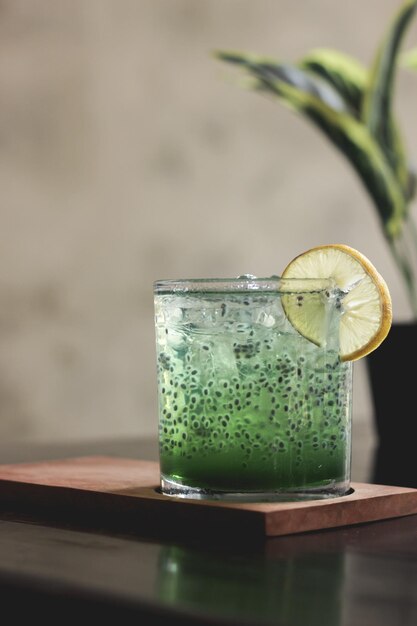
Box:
(0, 456, 416, 539)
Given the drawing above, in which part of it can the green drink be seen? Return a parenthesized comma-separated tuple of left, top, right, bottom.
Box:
(154, 276, 352, 500)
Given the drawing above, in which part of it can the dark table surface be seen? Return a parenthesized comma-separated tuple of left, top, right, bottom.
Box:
(0, 437, 416, 626)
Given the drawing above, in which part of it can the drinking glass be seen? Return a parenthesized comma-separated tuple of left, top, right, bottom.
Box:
(153, 276, 352, 501)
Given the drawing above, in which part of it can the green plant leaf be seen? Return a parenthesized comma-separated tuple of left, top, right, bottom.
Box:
(215, 50, 406, 238)
(301, 47, 414, 202)
(362, 0, 417, 193)
(215, 51, 350, 112)
(362, 0, 416, 135)
(299, 48, 367, 116)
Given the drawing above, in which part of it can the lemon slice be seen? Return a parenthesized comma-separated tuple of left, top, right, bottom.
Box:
(281, 244, 393, 361)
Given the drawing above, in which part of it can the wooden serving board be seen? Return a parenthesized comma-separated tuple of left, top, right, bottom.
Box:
(0, 456, 416, 540)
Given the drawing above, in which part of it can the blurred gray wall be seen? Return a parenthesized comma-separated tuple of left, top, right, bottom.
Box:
(0, 1, 416, 461)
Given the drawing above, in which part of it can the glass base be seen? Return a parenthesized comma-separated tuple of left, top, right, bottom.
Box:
(160, 475, 352, 503)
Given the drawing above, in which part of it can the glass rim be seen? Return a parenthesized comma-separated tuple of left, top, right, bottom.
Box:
(153, 276, 338, 294)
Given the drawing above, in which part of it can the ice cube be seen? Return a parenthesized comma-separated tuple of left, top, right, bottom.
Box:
(166, 328, 187, 354)
(256, 311, 276, 327)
